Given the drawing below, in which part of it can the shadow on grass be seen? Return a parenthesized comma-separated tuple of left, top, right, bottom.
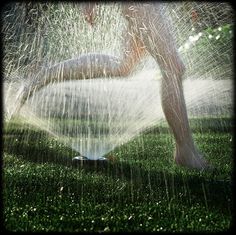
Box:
(3, 123, 77, 166)
(4, 125, 232, 214)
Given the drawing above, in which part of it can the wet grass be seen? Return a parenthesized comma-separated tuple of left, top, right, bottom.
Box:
(3, 117, 233, 232)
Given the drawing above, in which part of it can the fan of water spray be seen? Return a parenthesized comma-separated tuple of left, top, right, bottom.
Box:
(3, 2, 233, 160)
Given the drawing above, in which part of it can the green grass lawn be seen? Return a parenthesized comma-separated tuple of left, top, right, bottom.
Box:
(3, 117, 233, 232)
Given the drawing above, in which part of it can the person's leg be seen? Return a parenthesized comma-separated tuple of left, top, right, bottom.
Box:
(18, 17, 146, 114)
(159, 51, 208, 169)
(124, 3, 209, 169)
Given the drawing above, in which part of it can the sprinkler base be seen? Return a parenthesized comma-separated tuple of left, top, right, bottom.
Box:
(72, 156, 108, 167)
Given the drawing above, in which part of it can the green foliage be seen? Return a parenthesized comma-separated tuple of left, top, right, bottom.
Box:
(204, 24, 233, 44)
(197, 24, 233, 65)
(182, 24, 233, 79)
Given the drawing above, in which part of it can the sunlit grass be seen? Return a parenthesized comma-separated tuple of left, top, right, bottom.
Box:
(3, 117, 233, 232)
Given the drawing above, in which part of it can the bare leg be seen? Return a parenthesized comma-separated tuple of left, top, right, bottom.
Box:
(124, 3, 209, 169)
(160, 54, 208, 169)
(18, 21, 146, 114)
